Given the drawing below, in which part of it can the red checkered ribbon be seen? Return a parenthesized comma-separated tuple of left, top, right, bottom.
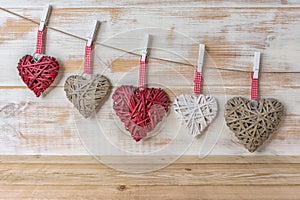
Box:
(84, 42, 93, 74)
(194, 68, 202, 94)
(251, 72, 259, 100)
(36, 29, 45, 54)
(139, 56, 147, 89)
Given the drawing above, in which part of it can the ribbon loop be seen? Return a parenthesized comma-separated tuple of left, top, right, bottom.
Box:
(83, 20, 100, 74)
(139, 56, 147, 89)
(193, 71, 202, 95)
(35, 5, 51, 54)
(139, 34, 150, 89)
(194, 44, 205, 94)
(84, 43, 93, 74)
(35, 29, 45, 54)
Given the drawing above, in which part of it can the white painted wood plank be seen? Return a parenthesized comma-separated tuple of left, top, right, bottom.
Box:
(0, 3, 299, 157)
(0, 6, 299, 82)
(0, 85, 298, 155)
(1, 0, 300, 8)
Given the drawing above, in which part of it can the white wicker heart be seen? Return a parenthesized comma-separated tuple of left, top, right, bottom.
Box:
(173, 94, 218, 136)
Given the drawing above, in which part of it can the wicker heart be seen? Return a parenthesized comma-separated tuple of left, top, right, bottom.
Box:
(17, 55, 59, 97)
(112, 85, 170, 142)
(64, 74, 110, 118)
(174, 94, 218, 136)
(225, 97, 284, 152)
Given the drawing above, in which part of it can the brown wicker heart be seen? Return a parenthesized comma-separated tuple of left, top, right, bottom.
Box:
(64, 74, 110, 118)
(225, 97, 284, 152)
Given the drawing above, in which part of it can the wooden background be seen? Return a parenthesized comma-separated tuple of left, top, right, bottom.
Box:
(0, 0, 300, 199)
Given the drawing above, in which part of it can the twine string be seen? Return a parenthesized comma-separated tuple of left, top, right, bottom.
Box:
(2, 7, 300, 74)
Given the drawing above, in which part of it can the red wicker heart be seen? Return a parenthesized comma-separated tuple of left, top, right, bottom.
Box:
(17, 55, 60, 97)
(112, 85, 170, 142)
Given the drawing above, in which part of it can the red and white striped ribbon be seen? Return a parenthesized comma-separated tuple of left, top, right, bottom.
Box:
(139, 56, 147, 89)
(194, 69, 202, 95)
(35, 29, 45, 54)
(194, 44, 205, 95)
(84, 42, 93, 74)
(251, 72, 259, 101)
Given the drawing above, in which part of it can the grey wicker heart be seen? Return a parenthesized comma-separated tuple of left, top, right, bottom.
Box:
(64, 74, 110, 118)
(173, 94, 218, 136)
(225, 97, 284, 152)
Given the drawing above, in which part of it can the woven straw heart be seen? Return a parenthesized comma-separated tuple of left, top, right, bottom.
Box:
(174, 94, 218, 136)
(17, 55, 59, 97)
(225, 97, 284, 152)
(64, 74, 110, 118)
(112, 85, 170, 142)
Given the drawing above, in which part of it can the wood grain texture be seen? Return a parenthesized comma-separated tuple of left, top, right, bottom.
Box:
(0, 0, 299, 155)
(0, 1, 299, 199)
(0, 156, 299, 199)
(2, 185, 300, 200)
